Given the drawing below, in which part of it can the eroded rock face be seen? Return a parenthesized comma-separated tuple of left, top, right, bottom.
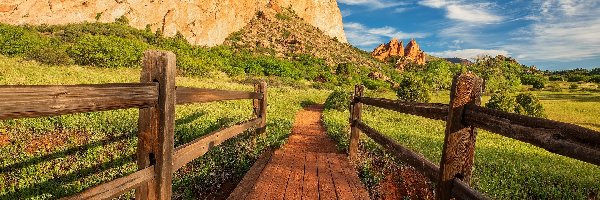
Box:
(372, 38, 426, 66)
(0, 0, 347, 46)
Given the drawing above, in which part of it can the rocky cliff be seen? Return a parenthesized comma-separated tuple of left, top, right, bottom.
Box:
(372, 38, 426, 69)
(0, 0, 346, 46)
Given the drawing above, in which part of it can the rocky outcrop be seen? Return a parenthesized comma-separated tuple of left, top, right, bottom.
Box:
(372, 38, 404, 61)
(0, 0, 346, 46)
(372, 38, 426, 66)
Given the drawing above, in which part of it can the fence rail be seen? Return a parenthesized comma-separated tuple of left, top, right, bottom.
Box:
(0, 50, 267, 200)
(349, 72, 600, 200)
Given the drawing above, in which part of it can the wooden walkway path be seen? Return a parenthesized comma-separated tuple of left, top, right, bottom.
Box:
(229, 105, 370, 200)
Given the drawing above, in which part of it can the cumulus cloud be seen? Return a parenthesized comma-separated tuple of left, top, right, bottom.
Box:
(344, 22, 429, 48)
(419, 0, 503, 24)
(429, 49, 510, 60)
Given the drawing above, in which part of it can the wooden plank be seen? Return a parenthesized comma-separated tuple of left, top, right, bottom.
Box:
(136, 51, 163, 200)
(172, 118, 261, 171)
(246, 150, 282, 199)
(228, 150, 274, 200)
(464, 106, 600, 166)
(0, 83, 158, 120)
(176, 87, 262, 105)
(317, 154, 337, 200)
(356, 121, 440, 181)
(264, 150, 292, 199)
(438, 72, 483, 200)
(283, 150, 306, 200)
(257, 81, 268, 130)
(303, 152, 319, 199)
(349, 85, 364, 160)
(62, 166, 155, 200)
(451, 178, 489, 200)
(150, 50, 177, 200)
(328, 154, 355, 200)
(333, 154, 370, 200)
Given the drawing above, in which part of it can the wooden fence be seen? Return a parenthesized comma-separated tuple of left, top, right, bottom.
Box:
(349, 72, 600, 200)
(0, 50, 268, 200)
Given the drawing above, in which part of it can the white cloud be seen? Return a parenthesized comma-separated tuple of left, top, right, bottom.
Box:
(429, 49, 510, 59)
(344, 22, 429, 48)
(337, 0, 407, 9)
(341, 9, 352, 17)
(503, 0, 600, 61)
(418, 0, 503, 24)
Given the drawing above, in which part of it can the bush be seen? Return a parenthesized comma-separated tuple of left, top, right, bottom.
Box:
(324, 90, 352, 111)
(0, 24, 50, 56)
(396, 75, 430, 102)
(589, 75, 600, 83)
(567, 74, 589, 82)
(569, 83, 579, 89)
(25, 47, 74, 66)
(521, 74, 547, 89)
(485, 92, 516, 112)
(515, 93, 546, 118)
(67, 34, 149, 68)
(549, 75, 564, 81)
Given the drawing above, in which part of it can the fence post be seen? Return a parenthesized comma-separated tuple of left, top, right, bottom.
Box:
(349, 85, 364, 160)
(136, 50, 176, 200)
(437, 72, 483, 200)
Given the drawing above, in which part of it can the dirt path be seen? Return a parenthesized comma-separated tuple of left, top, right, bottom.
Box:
(229, 105, 370, 200)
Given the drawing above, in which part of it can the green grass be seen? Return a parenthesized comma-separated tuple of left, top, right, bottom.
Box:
(323, 89, 600, 199)
(0, 56, 329, 199)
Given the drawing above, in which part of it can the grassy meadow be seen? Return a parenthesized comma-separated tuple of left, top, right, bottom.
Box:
(323, 86, 600, 199)
(0, 56, 329, 199)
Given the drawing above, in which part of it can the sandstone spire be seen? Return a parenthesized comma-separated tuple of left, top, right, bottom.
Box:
(371, 38, 426, 65)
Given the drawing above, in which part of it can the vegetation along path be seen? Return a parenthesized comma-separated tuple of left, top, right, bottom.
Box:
(229, 105, 370, 199)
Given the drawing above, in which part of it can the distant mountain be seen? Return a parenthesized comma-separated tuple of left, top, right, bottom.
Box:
(443, 57, 473, 65)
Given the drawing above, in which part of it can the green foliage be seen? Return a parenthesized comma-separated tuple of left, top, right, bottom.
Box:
(395, 75, 430, 102)
(0, 24, 50, 56)
(570, 83, 579, 89)
(515, 93, 546, 118)
(548, 75, 564, 81)
(324, 90, 352, 111)
(67, 34, 149, 68)
(115, 15, 130, 25)
(485, 91, 517, 112)
(275, 13, 292, 20)
(589, 75, 600, 83)
(521, 74, 547, 89)
(25, 46, 74, 66)
(567, 74, 589, 82)
(469, 55, 524, 92)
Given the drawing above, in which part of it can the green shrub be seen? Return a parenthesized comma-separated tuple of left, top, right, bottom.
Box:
(567, 74, 589, 82)
(275, 13, 292, 21)
(25, 47, 74, 66)
(324, 90, 352, 111)
(67, 34, 149, 68)
(549, 75, 564, 81)
(0, 24, 50, 56)
(589, 75, 600, 83)
(521, 74, 547, 89)
(515, 93, 546, 118)
(485, 92, 516, 112)
(395, 75, 430, 102)
(570, 83, 579, 89)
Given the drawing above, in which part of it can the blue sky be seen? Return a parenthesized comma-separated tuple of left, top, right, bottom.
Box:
(337, 0, 600, 70)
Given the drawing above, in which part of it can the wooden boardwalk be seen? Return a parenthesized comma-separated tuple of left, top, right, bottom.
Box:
(229, 105, 370, 200)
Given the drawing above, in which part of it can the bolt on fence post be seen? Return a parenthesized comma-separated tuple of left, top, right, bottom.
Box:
(437, 72, 483, 200)
(136, 50, 176, 200)
(349, 85, 364, 160)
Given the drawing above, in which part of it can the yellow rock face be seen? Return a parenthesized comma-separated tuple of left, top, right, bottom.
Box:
(0, 0, 347, 46)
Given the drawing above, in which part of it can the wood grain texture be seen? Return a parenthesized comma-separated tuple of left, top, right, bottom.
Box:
(257, 81, 267, 128)
(172, 118, 261, 171)
(438, 72, 483, 200)
(464, 105, 600, 166)
(176, 87, 262, 105)
(62, 166, 155, 200)
(358, 97, 449, 121)
(356, 121, 440, 182)
(451, 178, 489, 200)
(0, 83, 158, 120)
(148, 50, 177, 200)
(349, 85, 364, 160)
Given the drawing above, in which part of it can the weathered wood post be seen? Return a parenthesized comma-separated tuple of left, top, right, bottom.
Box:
(349, 85, 365, 160)
(136, 50, 176, 200)
(437, 72, 483, 200)
(253, 81, 268, 133)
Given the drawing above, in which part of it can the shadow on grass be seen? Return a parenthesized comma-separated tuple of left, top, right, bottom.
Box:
(1, 154, 135, 199)
(537, 93, 600, 102)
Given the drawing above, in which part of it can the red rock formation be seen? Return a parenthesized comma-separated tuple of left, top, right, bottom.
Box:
(372, 38, 404, 61)
(372, 38, 425, 66)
